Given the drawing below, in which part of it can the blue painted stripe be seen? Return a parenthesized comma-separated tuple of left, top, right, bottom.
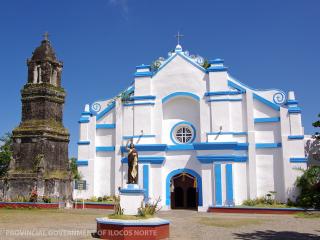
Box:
(119, 188, 145, 194)
(134, 72, 153, 77)
(288, 107, 302, 113)
(207, 132, 247, 136)
(78, 117, 89, 123)
(214, 164, 222, 206)
(254, 117, 280, 123)
(96, 146, 115, 152)
(123, 102, 155, 107)
(96, 102, 116, 120)
(226, 164, 234, 206)
(77, 141, 90, 145)
(289, 158, 307, 163)
(162, 92, 200, 103)
(209, 58, 224, 64)
(228, 80, 247, 93)
(123, 135, 156, 140)
(193, 142, 248, 150)
(166, 144, 194, 151)
(288, 135, 304, 140)
(207, 66, 228, 72)
(121, 156, 165, 164)
(253, 93, 280, 111)
(286, 100, 299, 105)
(197, 155, 247, 163)
(81, 112, 92, 116)
(76, 160, 88, 166)
(207, 98, 242, 102)
(129, 95, 156, 101)
(136, 64, 151, 69)
(256, 143, 282, 149)
(121, 144, 167, 152)
(96, 124, 116, 129)
(205, 91, 244, 96)
(143, 165, 149, 199)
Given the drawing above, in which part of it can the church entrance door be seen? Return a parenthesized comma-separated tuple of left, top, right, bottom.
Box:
(170, 172, 198, 209)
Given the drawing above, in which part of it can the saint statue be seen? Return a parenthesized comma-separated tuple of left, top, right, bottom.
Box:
(126, 140, 138, 184)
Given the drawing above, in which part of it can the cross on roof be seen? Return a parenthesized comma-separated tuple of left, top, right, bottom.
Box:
(175, 31, 184, 45)
(43, 32, 50, 41)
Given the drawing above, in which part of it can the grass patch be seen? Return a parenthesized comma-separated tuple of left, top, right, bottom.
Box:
(295, 212, 320, 219)
(241, 203, 294, 208)
(107, 214, 152, 220)
(198, 217, 266, 228)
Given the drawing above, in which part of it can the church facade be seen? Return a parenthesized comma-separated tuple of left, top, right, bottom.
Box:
(74, 44, 306, 211)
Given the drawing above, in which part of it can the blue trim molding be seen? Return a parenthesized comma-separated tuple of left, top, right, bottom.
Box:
(288, 107, 302, 113)
(96, 146, 115, 152)
(207, 98, 242, 102)
(288, 135, 304, 140)
(96, 102, 116, 120)
(228, 80, 247, 93)
(143, 165, 149, 199)
(289, 158, 307, 163)
(254, 117, 280, 123)
(81, 112, 92, 116)
(96, 124, 116, 129)
(119, 188, 145, 194)
(162, 92, 200, 103)
(134, 72, 153, 77)
(166, 144, 194, 151)
(197, 155, 247, 163)
(123, 102, 155, 107)
(76, 160, 88, 166)
(77, 141, 90, 145)
(256, 143, 282, 149)
(226, 164, 234, 206)
(286, 100, 299, 105)
(207, 66, 228, 72)
(129, 95, 156, 101)
(205, 91, 244, 96)
(123, 135, 156, 140)
(166, 168, 202, 206)
(253, 93, 280, 111)
(78, 117, 89, 123)
(122, 156, 165, 164)
(214, 164, 222, 206)
(121, 144, 167, 152)
(193, 142, 248, 151)
(170, 121, 196, 145)
(136, 64, 151, 70)
(207, 132, 247, 136)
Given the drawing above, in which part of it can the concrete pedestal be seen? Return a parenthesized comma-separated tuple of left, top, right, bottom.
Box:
(119, 184, 145, 215)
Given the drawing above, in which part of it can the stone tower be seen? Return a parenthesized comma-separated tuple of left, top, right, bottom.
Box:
(6, 34, 72, 201)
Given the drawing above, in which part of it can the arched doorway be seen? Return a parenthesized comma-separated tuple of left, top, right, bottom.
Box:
(170, 172, 198, 209)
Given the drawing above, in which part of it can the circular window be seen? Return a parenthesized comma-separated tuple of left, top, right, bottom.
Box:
(171, 122, 196, 144)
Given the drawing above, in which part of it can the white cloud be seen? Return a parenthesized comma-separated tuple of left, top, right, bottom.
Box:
(109, 0, 129, 15)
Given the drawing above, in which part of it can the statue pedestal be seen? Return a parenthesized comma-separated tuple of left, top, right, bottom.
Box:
(119, 184, 145, 215)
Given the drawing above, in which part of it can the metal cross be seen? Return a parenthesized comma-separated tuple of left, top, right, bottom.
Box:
(175, 31, 184, 45)
(43, 32, 50, 41)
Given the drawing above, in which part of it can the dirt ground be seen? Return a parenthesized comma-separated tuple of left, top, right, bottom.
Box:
(0, 208, 319, 240)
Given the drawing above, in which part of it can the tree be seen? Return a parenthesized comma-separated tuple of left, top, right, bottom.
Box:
(312, 113, 320, 140)
(0, 133, 13, 177)
(70, 157, 81, 180)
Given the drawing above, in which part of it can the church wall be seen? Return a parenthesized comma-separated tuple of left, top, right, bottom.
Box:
(230, 101, 247, 132)
(254, 123, 281, 143)
(232, 163, 247, 205)
(253, 99, 279, 118)
(96, 129, 115, 146)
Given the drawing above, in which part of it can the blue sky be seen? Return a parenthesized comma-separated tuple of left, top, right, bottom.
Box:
(0, 0, 319, 157)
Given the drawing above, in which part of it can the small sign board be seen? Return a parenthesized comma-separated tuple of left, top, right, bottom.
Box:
(75, 180, 86, 190)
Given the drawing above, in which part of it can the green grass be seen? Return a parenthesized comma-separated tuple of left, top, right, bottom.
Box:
(198, 217, 267, 228)
(295, 212, 320, 219)
(240, 203, 294, 208)
(107, 214, 152, 220)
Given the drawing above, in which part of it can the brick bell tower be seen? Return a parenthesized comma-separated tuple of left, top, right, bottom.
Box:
(6, 33, 72, 201)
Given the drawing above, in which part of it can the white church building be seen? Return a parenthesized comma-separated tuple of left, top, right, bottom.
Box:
(74, 44, 307, 211)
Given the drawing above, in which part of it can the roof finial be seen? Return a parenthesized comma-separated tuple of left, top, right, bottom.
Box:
(43, 32, 50, 41)
(175, 31, 184, 45)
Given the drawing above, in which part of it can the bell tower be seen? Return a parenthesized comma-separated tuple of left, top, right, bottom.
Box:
(6, 34, 72, 201)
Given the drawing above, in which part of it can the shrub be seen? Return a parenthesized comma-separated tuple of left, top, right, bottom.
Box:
(295, 166, 320, 209)
(42, 196, 51, 203)
(138, 197, 161, 217)
(29, 188, 38, 202)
